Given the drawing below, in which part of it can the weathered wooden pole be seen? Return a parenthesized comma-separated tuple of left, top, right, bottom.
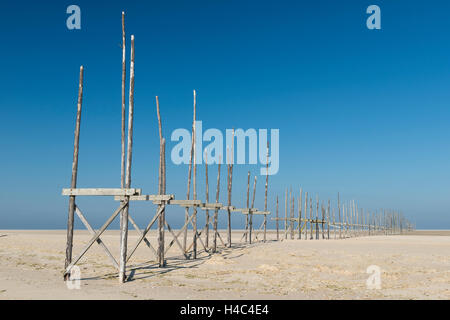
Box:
(298, 188, 302, 239)
(119, 34, 135, 283)
(321, 201, 325, 239)
(64, 65, 84, 281)
(192, 90, 198, 259)
(315, 196, 319, 240)
(205, 155, 210, 248)
(276, 196, 279, 240)
(304, 192, 308, 240)
(333, 207, 336, 239)
(263, 142, 269, 242)
(226, 138, 234, 248)
(338, 192, 341, 239)
(121, 12, 126, 190)
(289, 187, 295, 240)
(212, 159, 221, 253)
(249, 175, 257, 244)
(245, 171, 250, 242)
(284, 189, 288, 239)
(309, 196, 313, 240)
(327, 200, 330, 239)
(156, 96, 166, 267)
(183, 93, 195, 254)
(157, 138, 166, 267)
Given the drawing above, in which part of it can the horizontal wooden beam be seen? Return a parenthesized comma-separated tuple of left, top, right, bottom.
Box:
(199, 203, 223, 209)
(114, 194, 174, 202)
(62, 188, 141, 196)
(170, 200, 202, 206)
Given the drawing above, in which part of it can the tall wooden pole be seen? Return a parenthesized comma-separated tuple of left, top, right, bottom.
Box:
(192, 90, 198, 259)
(315, 195, 319, 240)
(156, 97, 165, 267)
(205, 155, 210, 249)
(309, 196, 313, 240)
(226, 133, 234, 248)
(263, 142, 269, 242)
(212, 159, 221, 253)
(183, 91, 195, 254)
(338, 192, 341, 239)
(327, 200, 330, 239)
(298, 188, 302, 239)
(276, 196, 279, 240)
(119, 34, 135, 283)
(284, 189, 288, 239)
(304, 192, 308, 240)
(64, 65, 84, 280)
(249, 175, 257, 244)
(121, 12, 126, 190)
(245, 171, 250, 242)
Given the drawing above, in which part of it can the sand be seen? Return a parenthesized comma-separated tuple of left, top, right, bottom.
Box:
(0, 230, 449, 300)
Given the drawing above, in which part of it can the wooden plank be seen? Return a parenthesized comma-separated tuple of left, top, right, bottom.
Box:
(63, 188, 141, 196)
(171, 199, 202, 206)
(114, 194, 173, 201)
(200, 203, 223, 209)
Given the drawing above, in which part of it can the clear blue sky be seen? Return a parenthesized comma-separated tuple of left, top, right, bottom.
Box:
(1, 0, 449, 229)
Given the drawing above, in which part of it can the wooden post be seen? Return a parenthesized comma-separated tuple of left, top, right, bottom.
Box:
(338, 192, 341, 239)
(333, 207, 336, 239)
(64, 65, 84, 281)
(304, 192, 308, 240)
(263, 142, 269, 242)
(245, 171, 250, 242)
(289, 187, 295, 240)
(212, 159, 221, 253)
(157, 139, 166, 267)
(205, 155, 210, 249)
(276, 196, 279, 240)
(226, 135, 234, 248)
(192, 90, 198, 259)
(309, 196, 313, 240)
(119, 34, 135, 283)
(183, 91, 195, 254)
(298, 188, 302, 239)
(121, 12, 126, 190)
(327, 200, 330, 239)
(321, 201, 325, 239)
(156, 97, 165, 267)
(284, 189, 288, 239)
(315, 196, 319, 240)
(249, 175, 257, 244)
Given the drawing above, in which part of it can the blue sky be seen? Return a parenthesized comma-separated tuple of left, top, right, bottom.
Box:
(1, 0, 449, 229)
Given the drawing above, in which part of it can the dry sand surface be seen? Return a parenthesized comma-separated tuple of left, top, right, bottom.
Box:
(0, 230, 449, 299)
